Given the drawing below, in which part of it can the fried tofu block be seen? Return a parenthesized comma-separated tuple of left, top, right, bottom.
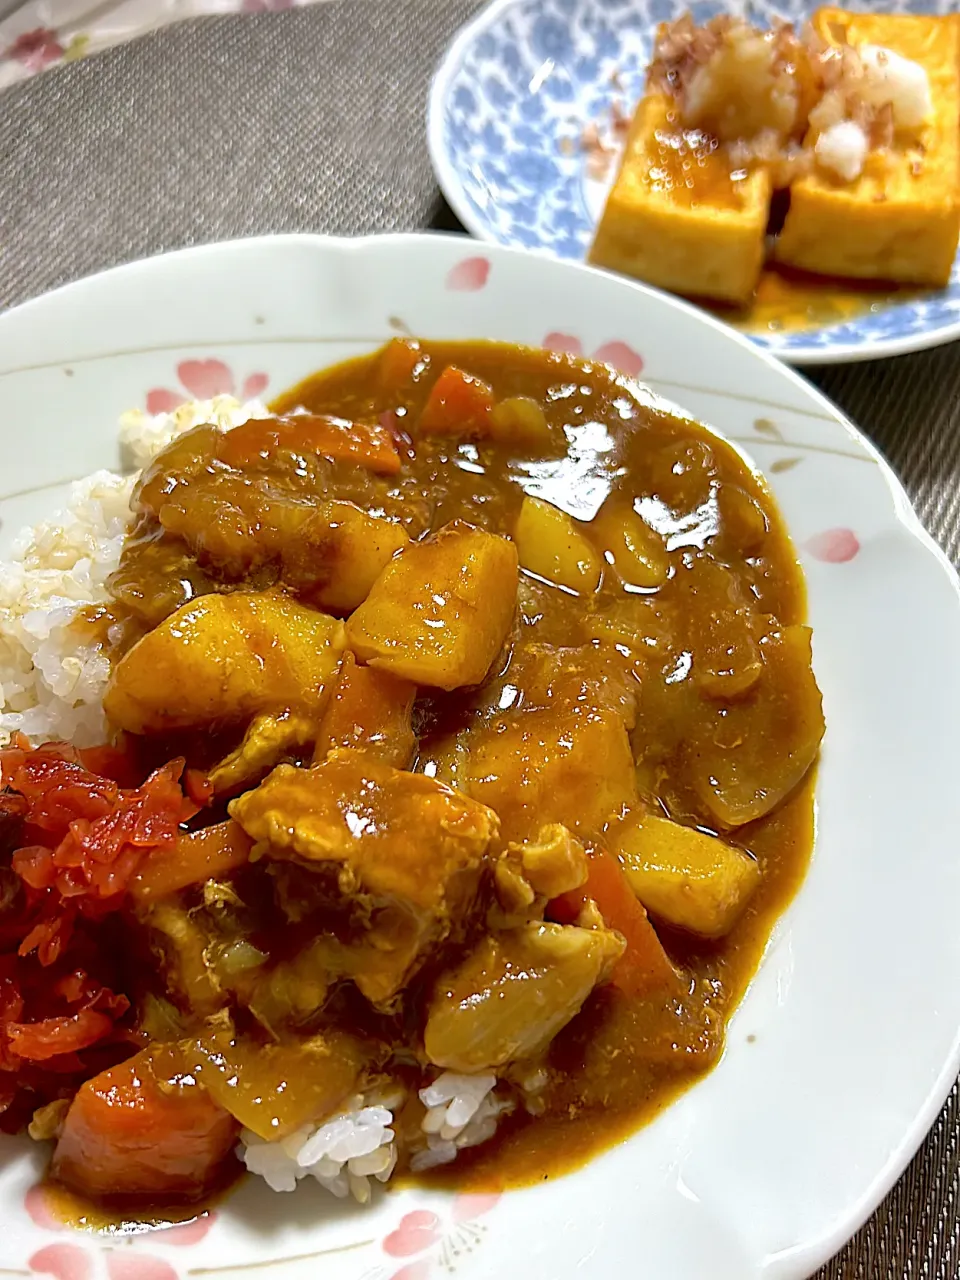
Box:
(230, 750, 499, 1003)
(346, 521, 518, 690)
(589, 93, 772, 305)
(610, 810, 760, 938)
(777, 10, 960, 286)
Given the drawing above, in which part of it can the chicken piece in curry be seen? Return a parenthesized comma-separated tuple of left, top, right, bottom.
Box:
(0, 339, 823, 1210)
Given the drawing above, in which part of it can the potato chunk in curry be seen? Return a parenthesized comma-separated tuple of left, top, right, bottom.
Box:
(514, 496, 603, 595)
(346, 521, 518, 690)
(610, 809, 761, 938)
(103, 591, 344, 734)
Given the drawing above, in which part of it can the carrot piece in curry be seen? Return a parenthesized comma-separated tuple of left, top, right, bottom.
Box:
(217, 412, 401, 475)
(378, 336, 431, 397)
(313, 652, 417, 768)
(551, 847, 678, 998)
(51, 1046, 238, 1201)
(418, 365, 495, 438)
(129, 820, 253, 904)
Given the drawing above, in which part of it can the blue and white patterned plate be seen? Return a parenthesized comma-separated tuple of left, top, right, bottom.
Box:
(428, 0, 960, 365)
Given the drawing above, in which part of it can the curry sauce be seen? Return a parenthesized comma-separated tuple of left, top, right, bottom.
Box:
(0, 340, 822, 1214)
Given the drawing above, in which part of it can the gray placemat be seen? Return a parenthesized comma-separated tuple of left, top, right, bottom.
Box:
(1, 6, 959, 1276)
(0, 1, 469, 305)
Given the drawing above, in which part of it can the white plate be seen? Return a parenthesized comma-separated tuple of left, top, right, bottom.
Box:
(1, 233, 959, 1280)
(427, 0, 960, 365)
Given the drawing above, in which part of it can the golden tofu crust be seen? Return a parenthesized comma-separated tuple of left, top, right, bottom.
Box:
(589, 93, 771, 305)
(777, 9, 960, 286)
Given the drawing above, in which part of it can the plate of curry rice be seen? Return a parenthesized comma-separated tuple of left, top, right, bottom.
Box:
(0, 233, 958, 1280)
(429, 0, 960, 363)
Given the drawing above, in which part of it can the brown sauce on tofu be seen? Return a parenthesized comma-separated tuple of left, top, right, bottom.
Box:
(3, 340, 822, 1216)
(720, 263, 924, 335)
(646, 126, 747, 210)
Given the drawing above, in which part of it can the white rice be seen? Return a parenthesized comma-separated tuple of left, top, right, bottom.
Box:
(239, 1096, 399, 1203)
(411, 1071, 513, 1172)
(118, 394, 268, 472)
(0, 470, 135, 746)
(0, 396, 264, 747)
(237, 1071, 512, 1200)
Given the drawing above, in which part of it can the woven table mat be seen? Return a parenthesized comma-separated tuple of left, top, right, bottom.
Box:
(1, 5, 959, 1275)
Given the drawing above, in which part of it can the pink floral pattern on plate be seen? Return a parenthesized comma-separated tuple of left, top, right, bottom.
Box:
(146, 359, 269, 414)
(30, 1241, 176, 1280)
(23, 1183, 215, 1280)
(381, 1193, 500, 1278)
(806, 528, 860, 563)
(2, 27, 63, 72)
(542, 332, 644, 377)
(22, 1178, 499, 1279)
(445, 257, 491, 292)
(28, 1243, 92, 1280)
